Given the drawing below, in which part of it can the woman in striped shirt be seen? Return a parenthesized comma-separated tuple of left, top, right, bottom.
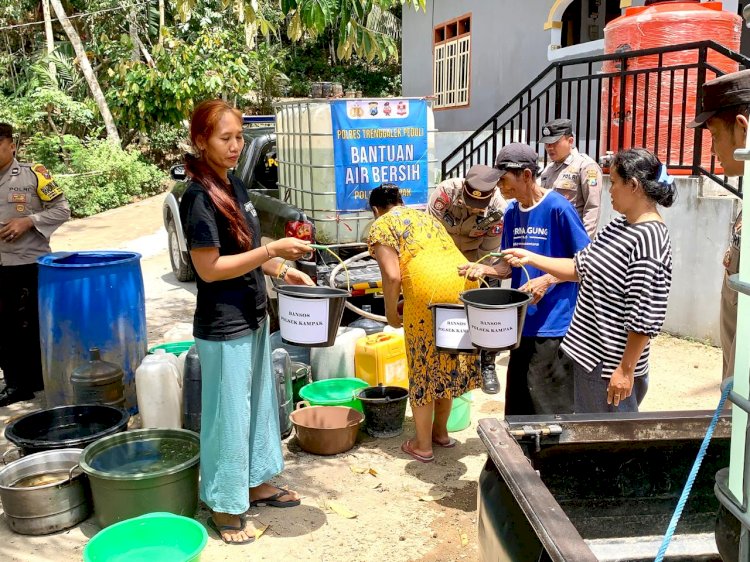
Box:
(503, 148, 675, 413)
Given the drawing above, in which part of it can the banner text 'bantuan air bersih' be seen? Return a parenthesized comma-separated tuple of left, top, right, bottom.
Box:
(331, 99, 428, 212)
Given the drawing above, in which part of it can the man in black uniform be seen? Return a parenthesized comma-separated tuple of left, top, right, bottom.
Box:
(0, 123, 70, 406)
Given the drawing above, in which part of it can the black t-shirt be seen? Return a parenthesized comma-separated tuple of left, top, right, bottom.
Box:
(179, 174, 267, 341)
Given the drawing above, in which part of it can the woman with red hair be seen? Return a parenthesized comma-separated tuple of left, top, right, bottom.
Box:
(179, 99, 313, 544)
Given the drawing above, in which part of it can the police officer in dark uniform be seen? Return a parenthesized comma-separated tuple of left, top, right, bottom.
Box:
(428, 164, 508, 395)
(0, 123, 70, 406)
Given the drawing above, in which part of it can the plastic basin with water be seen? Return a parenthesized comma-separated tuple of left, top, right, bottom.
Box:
(357, 386, 409, 438)
(148, 341, 195, 355)
(83, 512, 207, 562)
(79, 429, 200, 527)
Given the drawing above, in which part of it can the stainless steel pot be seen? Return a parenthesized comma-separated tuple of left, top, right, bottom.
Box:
(0, 448, 90, 535)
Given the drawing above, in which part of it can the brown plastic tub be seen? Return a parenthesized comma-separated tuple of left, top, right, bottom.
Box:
(289, 403, 363, 455)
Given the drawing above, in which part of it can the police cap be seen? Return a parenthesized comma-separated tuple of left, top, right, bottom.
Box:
(539, 119, 574, 144)
(463, 164, 502, 209)
(689, 69, 750, 128)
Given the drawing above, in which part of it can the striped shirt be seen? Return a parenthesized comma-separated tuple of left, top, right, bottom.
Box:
(560, 217, 673, 378)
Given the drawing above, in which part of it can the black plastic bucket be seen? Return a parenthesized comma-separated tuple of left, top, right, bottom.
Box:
(459, 288, 532, 353)
(4, 404, 130, 456)
(357, 386, 409, 438)
(428, 303, 475, 354)
(275, 285, 350, 348)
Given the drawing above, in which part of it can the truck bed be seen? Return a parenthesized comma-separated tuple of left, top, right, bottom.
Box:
(477, 412, 732, 562)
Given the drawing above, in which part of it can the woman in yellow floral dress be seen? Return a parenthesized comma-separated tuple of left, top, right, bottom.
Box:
(367, 184, 481, 463)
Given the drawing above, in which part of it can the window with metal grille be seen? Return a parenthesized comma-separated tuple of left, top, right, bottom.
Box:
(433, 15, 471, 109)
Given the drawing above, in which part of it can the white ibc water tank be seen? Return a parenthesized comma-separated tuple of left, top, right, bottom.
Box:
(274, 99, 438, 245)
(136, 349, 183, 429)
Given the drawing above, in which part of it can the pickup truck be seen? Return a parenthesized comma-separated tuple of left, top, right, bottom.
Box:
(163, 120, 384, 323)
(477, 412, 739, 561)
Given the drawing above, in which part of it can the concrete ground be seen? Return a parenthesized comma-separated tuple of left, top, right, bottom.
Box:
(0, 193, 726, 561)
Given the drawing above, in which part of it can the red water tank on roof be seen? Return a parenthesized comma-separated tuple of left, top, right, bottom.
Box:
(601, 0, 741, 173)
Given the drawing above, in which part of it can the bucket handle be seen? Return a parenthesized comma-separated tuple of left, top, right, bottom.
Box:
(354, 388, 392, 402)
(357, 385, 400, 403)
(466, 253, 533, 292)
(60, 463, 81, 487)
(295, 400, 312, 411)
(484, 253, 532, 291)
(2, 446, 21, 465)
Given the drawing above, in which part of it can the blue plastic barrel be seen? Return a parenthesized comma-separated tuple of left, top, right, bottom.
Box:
(37, 251, 147, 412)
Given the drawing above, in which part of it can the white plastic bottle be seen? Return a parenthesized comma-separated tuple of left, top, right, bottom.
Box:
(136, 349, 183, 429)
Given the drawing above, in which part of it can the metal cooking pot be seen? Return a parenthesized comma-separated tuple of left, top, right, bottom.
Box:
(0, 448, 90, 535)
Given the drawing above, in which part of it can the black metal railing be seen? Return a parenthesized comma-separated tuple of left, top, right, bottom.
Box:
(441, 40, 750, 198)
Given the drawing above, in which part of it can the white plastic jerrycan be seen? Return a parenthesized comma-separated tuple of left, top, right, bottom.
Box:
(136, 349, 183, 429)
(310, 326, 366, 381)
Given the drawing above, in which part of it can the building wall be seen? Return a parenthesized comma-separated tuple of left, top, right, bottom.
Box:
(598, 176, 738, 345)
(402, 1, 552, 134)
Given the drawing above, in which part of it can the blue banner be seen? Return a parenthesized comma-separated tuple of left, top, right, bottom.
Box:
(331, 99, 429, 212)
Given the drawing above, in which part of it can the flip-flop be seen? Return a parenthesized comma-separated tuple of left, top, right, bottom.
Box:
(401, 439, 434, 463)
(250, 487, 301, 508)
(432, 437, 457, 449)
(206, 516, 255, 545)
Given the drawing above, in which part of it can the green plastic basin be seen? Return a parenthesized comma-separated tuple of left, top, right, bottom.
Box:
(148, 341, 194, 355)
(299, 378, 369, 413)
(84, 512, 207, 562)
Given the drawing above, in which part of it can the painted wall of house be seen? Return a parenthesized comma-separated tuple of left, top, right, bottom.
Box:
(598, 176, 738, 345)
(403, 1, 552, 134)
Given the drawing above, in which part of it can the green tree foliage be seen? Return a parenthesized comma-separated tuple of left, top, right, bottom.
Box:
(110, 29, 257, 131)
(0, 89, 97, 141)
(25, 135, 166, 218)
(250, 43, 289, 114)
(282, 0, 423, 62)
(0, 0, 421, 217)
(285, 34, 399, 97)
(172, 0, 423, 62)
